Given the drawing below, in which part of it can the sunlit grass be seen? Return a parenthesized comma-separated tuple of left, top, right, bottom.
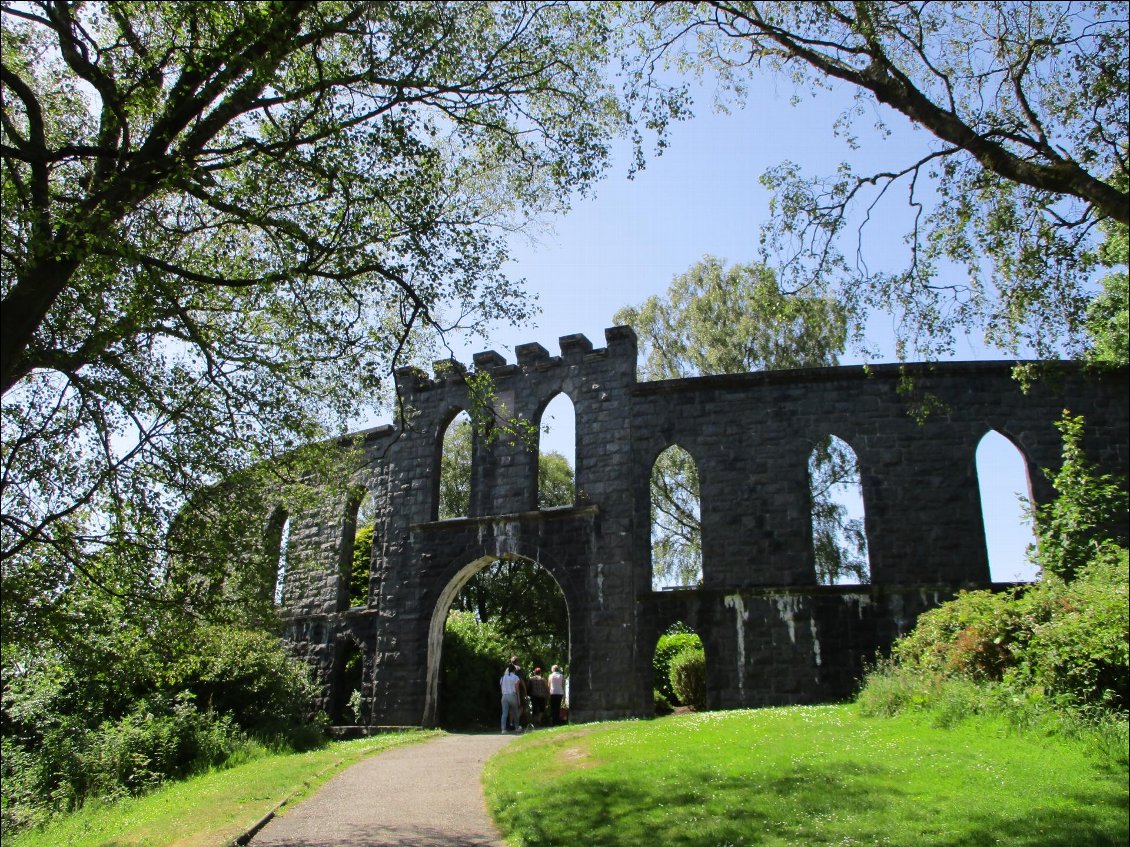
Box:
(10, 730, 441, 847)
(484, 706, 1128, 847)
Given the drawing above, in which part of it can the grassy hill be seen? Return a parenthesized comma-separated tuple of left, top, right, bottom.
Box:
(484, 705, 1128, 847)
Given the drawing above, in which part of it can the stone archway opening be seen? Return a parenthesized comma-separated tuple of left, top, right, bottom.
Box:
(424, 553, 570, 728)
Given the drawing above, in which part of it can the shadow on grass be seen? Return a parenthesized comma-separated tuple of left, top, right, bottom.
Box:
(494, 759, 1128, 847)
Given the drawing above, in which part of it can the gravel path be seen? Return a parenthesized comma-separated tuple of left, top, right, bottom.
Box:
(248, 733, 515, 847)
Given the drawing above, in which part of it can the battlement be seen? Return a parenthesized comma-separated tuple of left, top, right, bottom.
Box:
(392, 326, 638, 400)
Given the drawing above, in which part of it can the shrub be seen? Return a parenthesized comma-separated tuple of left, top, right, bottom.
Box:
(654, 628, 702, 705)
(1, 621, 318, 834)
(1013, 548, 1129, 711)
(1031, 413, 1128, 583)
(654, 689, 674, 716)
(669, 648, 707, 711)
(439, 611, 508, 728)
(891, 588, 1022, 681)
(0, 692, 247, 832)
(174, 625, 317, 733)
(859, 545, 1128, 723)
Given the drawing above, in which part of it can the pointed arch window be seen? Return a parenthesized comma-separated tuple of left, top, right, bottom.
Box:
(343, 491, 375, 608)
(976, 430, 1037, 582)
(268, 508, 291, 605)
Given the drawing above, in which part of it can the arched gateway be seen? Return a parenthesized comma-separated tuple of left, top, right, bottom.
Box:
(273, 328, 1128, 726)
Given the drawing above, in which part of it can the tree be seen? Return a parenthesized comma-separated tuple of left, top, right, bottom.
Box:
(632, 1, 1128, 359)
(1031, 412, 1128, 583)
(538, 451, 575, 510)
(615, 256, 865, 585)
(1, 2, 657, 621)
(1085, 170, 1130, 366)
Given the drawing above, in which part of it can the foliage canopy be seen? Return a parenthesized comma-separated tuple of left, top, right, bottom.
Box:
(632, 1, 1129, 359)
(0, 0, 657, 626)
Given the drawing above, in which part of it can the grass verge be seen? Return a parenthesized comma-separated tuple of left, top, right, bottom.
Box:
(9, 730, 442, 847)
(484, 706, 1128, 847)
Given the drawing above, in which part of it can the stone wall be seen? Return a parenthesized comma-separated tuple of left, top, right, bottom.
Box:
(274, 329, 1128, 725)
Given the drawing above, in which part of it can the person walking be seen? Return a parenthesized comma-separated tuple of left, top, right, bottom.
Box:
(527, 667, 550, 726)
(500, 663, 521, 734)
(548, 664, 566, 725)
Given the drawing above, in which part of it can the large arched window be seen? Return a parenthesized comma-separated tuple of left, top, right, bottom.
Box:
(976, 430, 1037, 582)
(538, 393, 575, 508)
(438, 411, 473, 519)
(343, 491, 375, 608)
(651, 444, 702, 590)
(808, 435, 870, 585)
(267, 508, 290, 605)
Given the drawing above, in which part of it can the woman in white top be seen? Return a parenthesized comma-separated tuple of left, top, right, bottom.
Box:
(548, 664, 566, 725)
(500, 664, 521, 733)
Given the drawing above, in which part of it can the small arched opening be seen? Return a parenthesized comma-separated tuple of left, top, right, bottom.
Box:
(341, 491, 375, 609)
(976, 430, 1038, 582)
(424, 553, 570, 729)
(650, 444, 702, 590)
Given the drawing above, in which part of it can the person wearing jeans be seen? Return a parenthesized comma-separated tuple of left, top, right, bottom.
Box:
(500, 663, 521, 733)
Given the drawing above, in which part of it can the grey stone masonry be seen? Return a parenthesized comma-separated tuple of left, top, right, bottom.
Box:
(273, 329, 1128, 724)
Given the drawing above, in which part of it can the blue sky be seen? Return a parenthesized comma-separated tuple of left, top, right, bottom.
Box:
(408, 75, 1040, 581)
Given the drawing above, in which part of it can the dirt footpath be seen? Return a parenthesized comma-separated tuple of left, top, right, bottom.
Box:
(248, 733, 515, 847)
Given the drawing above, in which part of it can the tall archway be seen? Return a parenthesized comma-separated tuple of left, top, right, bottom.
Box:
(538, 392, 576, 507)
(424, 553, 570, 728)
(650, 444, 702, 590)
(976, 430, 1038, 582)
(808, 435, 870, 585)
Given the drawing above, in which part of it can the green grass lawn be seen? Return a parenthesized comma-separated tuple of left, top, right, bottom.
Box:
(483, 705, 1128, 847)
(8, 730, 441, 847)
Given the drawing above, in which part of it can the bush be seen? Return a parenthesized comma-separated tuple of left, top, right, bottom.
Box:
(439, 611, 508, 728)
(1, 621, 319, 834)
(1016, 548, 1128, 711)
(653, 628, 702, 705)
(891, 588, 1022, 681)
(1031, 413, 1128, 583)
(654, 689, 674, 716)
(883, 552, 1128, 714)
(174, 624, 318, 733)
(669, 648, 707, 711)
(1, 693, 248, 832)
